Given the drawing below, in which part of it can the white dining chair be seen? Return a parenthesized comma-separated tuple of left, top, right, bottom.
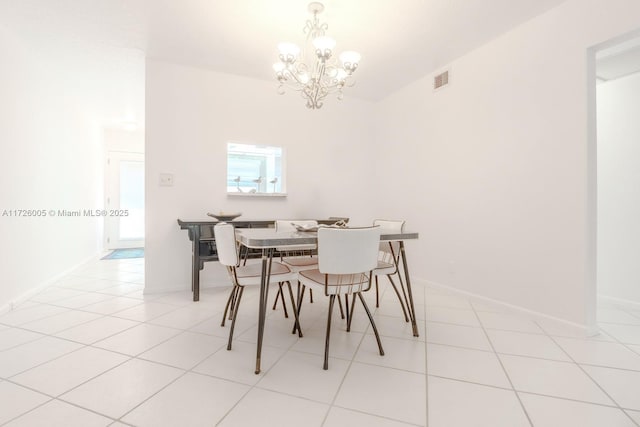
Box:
(298, 226, 384, 369)
(372, 219, 410, 322)
(214, 223, 301, 350)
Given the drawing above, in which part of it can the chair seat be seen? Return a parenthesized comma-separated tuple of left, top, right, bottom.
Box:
(282, 256, 318, 271)
(374, 260, 396, 276)
(277, 244, 317, 252)
(234, 261, 296, 286)
(299, 269, 370, 295)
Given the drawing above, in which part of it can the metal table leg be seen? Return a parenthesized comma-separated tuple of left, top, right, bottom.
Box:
(191, 226, 201, 302)
(255, 247, 274, 374)
(399, 241, 419, 337)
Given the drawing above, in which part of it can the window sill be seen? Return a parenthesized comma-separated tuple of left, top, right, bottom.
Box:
(227, 192, 288, 198)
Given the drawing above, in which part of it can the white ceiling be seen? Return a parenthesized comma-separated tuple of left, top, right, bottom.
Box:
(1, 0, 570, 110)
(143, 0, 569, 100)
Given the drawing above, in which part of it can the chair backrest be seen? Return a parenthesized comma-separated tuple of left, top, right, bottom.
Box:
(373, 219, 405, 232)
(213, 223, 239, 267)
(373, 219, 405, 253)
(317, 226, 381, 274)
(275, 219, 318, 232)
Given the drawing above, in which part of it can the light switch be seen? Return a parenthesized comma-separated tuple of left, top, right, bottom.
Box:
(159, 173, 174, 186)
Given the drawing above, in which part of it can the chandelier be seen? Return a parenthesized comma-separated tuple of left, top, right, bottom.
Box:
(273, 2, 360, 109)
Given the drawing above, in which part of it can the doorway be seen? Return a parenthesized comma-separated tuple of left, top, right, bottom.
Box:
(591, 31, 640, 328)
(106, 151, 145, 249)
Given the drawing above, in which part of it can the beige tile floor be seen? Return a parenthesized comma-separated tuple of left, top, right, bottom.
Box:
(1, 256, 640, 426)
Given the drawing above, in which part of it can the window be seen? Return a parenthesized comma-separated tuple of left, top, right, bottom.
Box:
(227, 142, 285, 195)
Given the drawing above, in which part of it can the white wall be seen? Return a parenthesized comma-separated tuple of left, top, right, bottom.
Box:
(145, 60, 376, 293)
(0, 25, 104, 312)
(104, 129, 145, 154)
(373, 0, 640, 329)
(597, 72, 640, 304)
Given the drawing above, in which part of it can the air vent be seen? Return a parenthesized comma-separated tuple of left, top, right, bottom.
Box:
(434, 70, 449, 90)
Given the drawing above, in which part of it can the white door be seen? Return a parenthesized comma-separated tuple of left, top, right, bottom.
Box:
(106, 152, 145, 249)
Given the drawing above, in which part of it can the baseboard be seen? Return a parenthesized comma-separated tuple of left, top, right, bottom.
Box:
(0, 252, 102, 316)
(598, 294, 640, 310)
(424, 279, 598, 337)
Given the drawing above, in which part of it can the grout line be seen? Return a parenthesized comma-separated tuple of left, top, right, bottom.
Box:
(63, 302, 262, 424)
(427, 371, 640, 413)
(1, 339, 86, 379)
(322, 294, 370, 426)
(422, 283, 429, 427)
(0, 393, 123, 427)
(469, 303, 535, 427)
(597, 325, 640, 356)
(8, 258, 640, 426)
(537, 322, 640, 427)
(214, 284, 319, 426)
(0, 396, 56, 426)
(329, 404, 424, 427)
(2, 353, 128, 425)
(333, 281, 428, 425)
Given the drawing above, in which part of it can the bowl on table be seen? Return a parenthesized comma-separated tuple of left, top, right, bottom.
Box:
(293, 223, 319, 232)
(207, 212, 242, 221)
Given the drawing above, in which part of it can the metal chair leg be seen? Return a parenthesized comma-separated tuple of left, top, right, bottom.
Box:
(357, 292, 384, 356)
(388, 254, 412, 323)
(346, 294, 356, 332)
(221, 285, 238, 327)
(293, 284, 306, 334)
(344, 294, 350, 329)
(324, 294, 336, 370)
(394, 270, 411, 319)
(272, 283, 289, 318)
(272, 285, 281, 310)
(227, 286, 245, 350)
(375, 275, 380, 307)
(241, 245, 250, 266)
(228, 284, 239, 321)
(337, 294, 345, 319)
(309, 288, 314, 303)
(387, 274, 410, 322)
(286, 281, 303, 337)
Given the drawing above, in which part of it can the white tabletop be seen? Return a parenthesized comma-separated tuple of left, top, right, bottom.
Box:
(236, 228, 419, 249)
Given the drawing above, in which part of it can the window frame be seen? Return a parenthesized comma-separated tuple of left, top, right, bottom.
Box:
(226, 142, 287, 197)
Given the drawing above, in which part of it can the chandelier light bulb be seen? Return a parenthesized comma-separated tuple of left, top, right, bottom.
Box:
(339, 51, 361, 71)
(334, 68, 347, 82)
(278, 42, 300, 63)
(312, 36, 336, 58)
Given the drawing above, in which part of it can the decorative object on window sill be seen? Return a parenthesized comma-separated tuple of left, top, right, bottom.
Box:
(233, 176, 243, 192)
(252, 176, 263, 193)
(269, 177, 278, 193)
(273, 2, 360, 109)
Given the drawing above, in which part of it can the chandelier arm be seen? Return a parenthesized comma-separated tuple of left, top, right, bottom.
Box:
(282, 68, 308, 87)
(312, 62, 327, 106)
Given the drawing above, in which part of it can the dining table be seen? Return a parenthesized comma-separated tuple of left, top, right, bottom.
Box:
(176, 218, 348, 301)
(235, 227, 420, 374)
